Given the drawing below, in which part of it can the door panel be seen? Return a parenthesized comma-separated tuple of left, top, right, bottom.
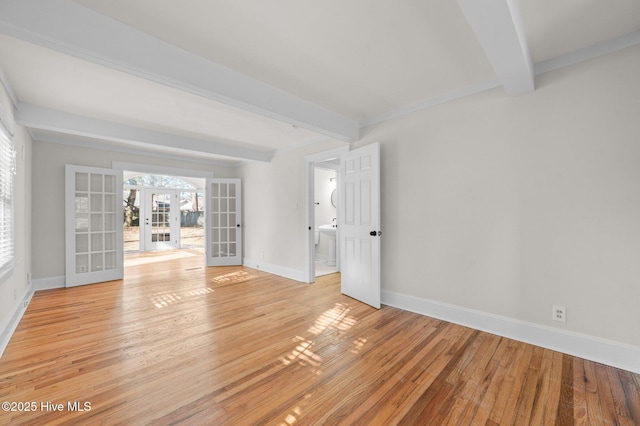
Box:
(143, 190, 179, 251)
(206, 178, 242, 266)
(339, 143, 381, 308)
(65, 165, 123, 287)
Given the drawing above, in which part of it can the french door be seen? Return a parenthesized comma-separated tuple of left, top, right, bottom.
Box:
(339, 143, 381, 308)
(65, 165, 123, 287)
(142, 189, 179, 251)
(205, 178, 242, 266)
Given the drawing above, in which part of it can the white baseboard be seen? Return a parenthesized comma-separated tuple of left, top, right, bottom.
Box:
(243, 258, 305, 282)
(0, 284, 35, 358)
(382, 289, 640, 374)
(32, 276, 65, 291)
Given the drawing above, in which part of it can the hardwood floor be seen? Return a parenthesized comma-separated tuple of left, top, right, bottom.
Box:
(1, 249, 639, 425)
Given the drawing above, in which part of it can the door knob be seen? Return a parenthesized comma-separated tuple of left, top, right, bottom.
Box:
(370, 231, 377, 236)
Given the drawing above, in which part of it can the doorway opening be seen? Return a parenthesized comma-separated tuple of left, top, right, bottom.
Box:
(123, 173, 205, 253)
(304, 146, 349, 283)
(314, 164, 338, 277)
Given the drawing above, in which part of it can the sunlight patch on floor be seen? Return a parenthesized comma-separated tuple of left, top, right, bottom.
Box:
(279, 304, 361, 387)
(150, 287, 214, 308)
(282, 336, 323, 372)
(351, 337, 367, 354)
(211, 270, 254, 285)
(280, 405, 303, 426)
(308, 302, 357, 335)
(279, 304, 360, 375)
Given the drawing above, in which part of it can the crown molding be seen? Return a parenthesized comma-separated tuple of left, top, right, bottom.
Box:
(535, 29, 640, 76)
(359, 78, 501, 129)
(361, 31, 640, 129)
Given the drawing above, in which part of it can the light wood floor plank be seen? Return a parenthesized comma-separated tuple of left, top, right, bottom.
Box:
(1, 249, 638, 425)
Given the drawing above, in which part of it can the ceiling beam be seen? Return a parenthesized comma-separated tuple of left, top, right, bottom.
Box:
(457, 0, 534, 96)
(16, 103, 274, 162)
(0, 0, 359, 142)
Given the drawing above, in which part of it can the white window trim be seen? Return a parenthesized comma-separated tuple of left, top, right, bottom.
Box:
(0, 119, 15, 282)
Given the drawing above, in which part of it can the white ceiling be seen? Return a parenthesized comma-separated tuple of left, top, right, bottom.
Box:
(0, 0, 639, 165)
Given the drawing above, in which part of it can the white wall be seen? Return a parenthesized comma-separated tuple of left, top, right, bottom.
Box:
(31, 141, 237, 280)
(357, 44, 640, 347)
(240, 45, 640, 353)
(0, 82, 32, 352)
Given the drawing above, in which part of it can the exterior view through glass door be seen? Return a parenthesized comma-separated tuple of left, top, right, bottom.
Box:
(143, 189, 179, 251)
(123, 173, 206, 252)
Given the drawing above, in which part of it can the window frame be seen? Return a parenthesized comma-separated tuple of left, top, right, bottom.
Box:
(0, 121, 15, 282)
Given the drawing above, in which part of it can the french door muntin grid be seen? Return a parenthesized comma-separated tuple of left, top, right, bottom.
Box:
(150, 192, 172, 243)
(74, 172, 117, 274)
(210, 181, 237, 258)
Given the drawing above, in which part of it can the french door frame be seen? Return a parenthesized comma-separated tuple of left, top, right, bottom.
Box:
(65, 164, 123, 287)
(205, 178, 243, 266)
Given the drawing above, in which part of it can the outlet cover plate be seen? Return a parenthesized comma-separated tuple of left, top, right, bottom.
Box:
(553, 305, 566, 322)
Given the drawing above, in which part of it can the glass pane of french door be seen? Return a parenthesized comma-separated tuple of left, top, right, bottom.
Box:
(151, 192, 171, 243)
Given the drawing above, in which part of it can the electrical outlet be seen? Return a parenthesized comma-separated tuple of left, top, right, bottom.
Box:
(553, 305, 566, 322)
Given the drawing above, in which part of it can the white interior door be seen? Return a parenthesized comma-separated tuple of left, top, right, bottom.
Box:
(206, 178, 242, 266)
(142, 189, 179, 251)
(65, 165, 123, 287)
(339, 143, 381, 308)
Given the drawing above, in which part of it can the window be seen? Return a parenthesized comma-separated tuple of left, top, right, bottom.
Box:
(0, 123, 15, 280)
